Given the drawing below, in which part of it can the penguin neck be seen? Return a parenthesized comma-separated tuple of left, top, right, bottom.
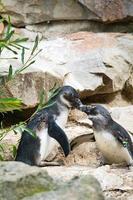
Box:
(55, 102, 70, 128)
(93, 118, 113, 132)
(58, 95, 72, 109)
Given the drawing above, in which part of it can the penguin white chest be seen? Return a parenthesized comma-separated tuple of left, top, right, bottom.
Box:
(55, 108, 69, 128)
(37, 108, 69, 161)
(36, 128, 53, 160)
(94, 130, 132, 164)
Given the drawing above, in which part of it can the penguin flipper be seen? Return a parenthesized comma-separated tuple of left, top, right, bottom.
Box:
(70, 133, 95, 151)
(48, 116, 70, 157)
(112, 123, 133, 159)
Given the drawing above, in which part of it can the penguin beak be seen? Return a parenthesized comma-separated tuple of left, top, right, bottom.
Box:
(79, 105, 91, 114)
(73, 98, 83, 109)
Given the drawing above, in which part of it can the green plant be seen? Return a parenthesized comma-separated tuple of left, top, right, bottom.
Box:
(0, 17, 41, 160)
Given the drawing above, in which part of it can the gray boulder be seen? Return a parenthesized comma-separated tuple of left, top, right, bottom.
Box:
(0, 161, 104, 200)
(78, 0, 133, 23)
(1, 32, 133, 108)
(0, 161, 55, 200)
(0, 0, 133, 27)
(23, 175, 104, 200)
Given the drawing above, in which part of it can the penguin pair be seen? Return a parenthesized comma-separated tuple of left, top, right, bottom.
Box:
(15, 86, 83, 166)
(77, 104, 133, 166)
(16, 85, 133, 167)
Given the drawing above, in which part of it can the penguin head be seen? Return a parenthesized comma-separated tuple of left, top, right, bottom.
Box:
(58, 86, 82, 109)
(82, 104, 112, 128)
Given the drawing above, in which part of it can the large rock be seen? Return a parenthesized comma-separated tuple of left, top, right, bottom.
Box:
(111, 105, 133, 133)
(0, 0, 133, 27)
(123, 71, 133, 103)
(25, 21, 133, 39)
(0, 161, 104, 200)
(1, 32, 133, 107)
(0, 0, 89, 27)
(45, 165, 133, 200)
(0, 161, 55, 200)
(24, 175, 104, 200)
(78, 0, 133, 23)
(0, 72, 62, 108)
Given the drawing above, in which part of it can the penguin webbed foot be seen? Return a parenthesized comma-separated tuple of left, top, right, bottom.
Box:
(127, 162, 133, 170)
(97, 155, 108, 167)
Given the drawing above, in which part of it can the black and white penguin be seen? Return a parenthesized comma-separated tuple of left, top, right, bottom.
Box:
(81, 104, 133, 166)
(15, 86, 83, 166)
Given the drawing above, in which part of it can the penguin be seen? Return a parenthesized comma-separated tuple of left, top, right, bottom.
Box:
(15, 85, 83, 166)
(80, 104, 133, 166)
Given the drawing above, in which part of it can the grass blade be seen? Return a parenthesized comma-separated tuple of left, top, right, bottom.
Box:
(31, 35, 39, 55)
(7, 65, 13, 81)
(21, 47, 25, 64)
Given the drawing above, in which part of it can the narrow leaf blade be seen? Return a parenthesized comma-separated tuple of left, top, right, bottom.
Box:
(31, 35, 39, 55)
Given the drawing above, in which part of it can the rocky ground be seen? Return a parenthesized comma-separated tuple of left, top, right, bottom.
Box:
(1, 106, 133, 200)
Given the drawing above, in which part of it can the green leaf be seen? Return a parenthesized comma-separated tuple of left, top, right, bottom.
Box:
(7, 65, 13, 81)
(21, 60, 36, 70)
(4, 45, 18, 54)
(48, 83, 58, 99)
(0, 144, 4, 152)
(37, 89, 47, 111)
(21, 47, 25, 64)
(13, 37, 29, 43)
(0, 98, 22, 112)
(22, 126, 36, 138)
(10, 43, 21, 50)
(12, 145, 17, 158)
(13, 126, 23, 134)
(48, 86, 61, 100)
(5, 16, 11, 38)
(5, 30, 15, 41)
(14, 60, 36, 75)
(31, 35, 39, 55)
(0, 154, 4, 161)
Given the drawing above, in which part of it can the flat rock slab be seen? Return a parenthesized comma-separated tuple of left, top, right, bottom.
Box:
(45, 165, 133, 200)
(0, 161, 55, 200)
(0, 161, 104, 200)
(1, 32, 133, 108)
(1, 0, 133, 26)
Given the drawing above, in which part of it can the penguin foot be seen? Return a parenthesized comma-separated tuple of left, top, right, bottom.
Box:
(127, 162, 133, 170)
(38, 161, 61, 167)
(97, 156, 108, 167)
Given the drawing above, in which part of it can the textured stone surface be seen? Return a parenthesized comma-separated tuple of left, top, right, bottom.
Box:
(78, 0, 133, 23)
(0, 162, 104, 200)
(0, 161, 55, 200)
(1, 32, 132, 108)
(1, 106, 133, 199)
(0, 0, 133, 27)
(44, 165, 133, 200)
(0, 0, 89, 26)
(23, 175, 104, 200)
(0, 72, 62, 108)
(123, 72, 133, 103)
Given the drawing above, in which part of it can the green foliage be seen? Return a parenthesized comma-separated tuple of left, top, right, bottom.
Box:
(12, 145, 17, 158)
(0, 98, 22, 112)
(0, 16, 41, 160)
(36, 84, 60, 112)
(0, 16, 28, 55)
